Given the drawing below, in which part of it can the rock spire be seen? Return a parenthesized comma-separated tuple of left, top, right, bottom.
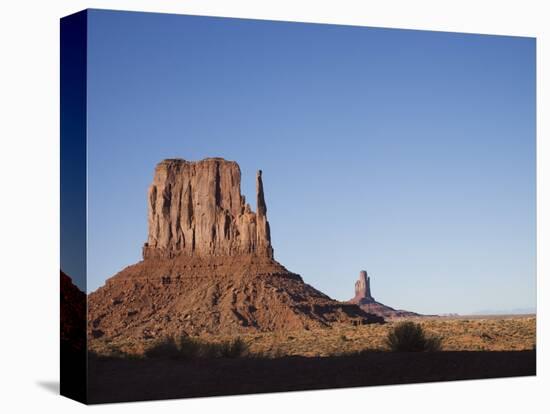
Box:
(349, 270, 424, 318)
(353, 270, 374, 303)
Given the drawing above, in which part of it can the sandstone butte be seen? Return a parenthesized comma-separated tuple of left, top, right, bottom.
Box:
(348, 270, 422, 318)
(88, 158, 384, 342)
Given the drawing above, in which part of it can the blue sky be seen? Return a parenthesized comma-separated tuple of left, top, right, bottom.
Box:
(84, 9, 536, 314)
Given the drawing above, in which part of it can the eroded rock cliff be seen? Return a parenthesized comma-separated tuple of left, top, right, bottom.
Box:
(143, 158, 273, 259)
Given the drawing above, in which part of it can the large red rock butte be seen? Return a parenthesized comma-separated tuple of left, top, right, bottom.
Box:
(348, 270, 422, 318)
(88, 158, 383, 343)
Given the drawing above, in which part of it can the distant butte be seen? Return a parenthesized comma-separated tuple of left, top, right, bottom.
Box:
(348, 270, 423, 318)
(88, 158, 383, 343)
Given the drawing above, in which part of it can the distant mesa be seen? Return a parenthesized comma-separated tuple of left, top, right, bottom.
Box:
(348, 270, 423, 319)
(88, 158, 383, 343)
(471, 308, 536, 316)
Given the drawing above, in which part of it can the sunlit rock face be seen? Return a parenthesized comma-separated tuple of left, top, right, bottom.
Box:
(352, 270, 375, 303)
(143, 158, 273, 259)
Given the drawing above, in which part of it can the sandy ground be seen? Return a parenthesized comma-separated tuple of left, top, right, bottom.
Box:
(90, 315, 536, 357)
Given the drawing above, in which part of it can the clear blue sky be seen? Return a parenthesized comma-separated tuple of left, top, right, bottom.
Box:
(84, 9, 536, 315)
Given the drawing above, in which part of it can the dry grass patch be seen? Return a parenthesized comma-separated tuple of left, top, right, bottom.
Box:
(88, 316, 536, 358)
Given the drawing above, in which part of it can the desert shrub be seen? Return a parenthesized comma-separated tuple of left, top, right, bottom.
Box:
(145, 336, 249, 359)
(144, 336, 182, 359)
(385, 321, 442, 352)
(249, 344, 286, 359)
(176, 336, 211, 358)
(218, 337, 248, 358)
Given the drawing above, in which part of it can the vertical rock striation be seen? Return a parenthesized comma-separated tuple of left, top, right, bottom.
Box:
(255, 170, 272, 256)
(353, 270, 374, 303)
(142, 158, 273, 259)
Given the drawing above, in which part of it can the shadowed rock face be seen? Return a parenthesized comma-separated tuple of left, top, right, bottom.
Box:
(60, 271, 86, 401)
(143, 158, 273, 259)
(61, 271, 86, 351)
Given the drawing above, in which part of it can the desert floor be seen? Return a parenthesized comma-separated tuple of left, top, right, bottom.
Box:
(90, 315, 536, 357)
(214, 315, 536, 356)
(86, 315, 536, 404)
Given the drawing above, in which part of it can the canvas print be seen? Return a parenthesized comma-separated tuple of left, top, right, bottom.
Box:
(60, 9, 536, 404)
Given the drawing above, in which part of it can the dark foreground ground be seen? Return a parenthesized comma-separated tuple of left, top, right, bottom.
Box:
(87, 350, 535, 404)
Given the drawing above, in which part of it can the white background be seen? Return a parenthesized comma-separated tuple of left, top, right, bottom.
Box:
(0, 0, 548, 413)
